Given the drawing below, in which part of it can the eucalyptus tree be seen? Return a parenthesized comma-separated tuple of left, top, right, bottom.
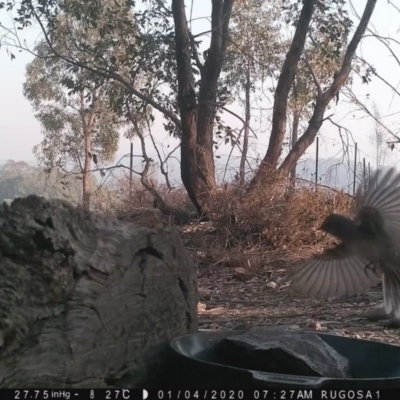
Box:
(215, 0, 375, 189)
(24, 42, 121, 210)
(286, 0, 354, 182)
(252, 0, 377, 184)
(22, 2, 132, 209)
(223, 0, 284, 186)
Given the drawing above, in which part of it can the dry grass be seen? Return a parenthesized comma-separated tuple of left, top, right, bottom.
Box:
(175, 176, 354, 289)
(91, 173, 355, 273)
(201, 176, 353, 252)
(91, 174, 195, 217)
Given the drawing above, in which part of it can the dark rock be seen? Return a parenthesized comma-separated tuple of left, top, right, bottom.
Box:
(220, 326, 351, 378)
(0, 195, 197, 388)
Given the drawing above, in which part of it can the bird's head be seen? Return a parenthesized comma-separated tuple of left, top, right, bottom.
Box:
(319, 214, 356, 239)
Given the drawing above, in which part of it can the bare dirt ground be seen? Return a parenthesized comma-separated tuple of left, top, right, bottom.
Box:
(189, 239, 400, 345)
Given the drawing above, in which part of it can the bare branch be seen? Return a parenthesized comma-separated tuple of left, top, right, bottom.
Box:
(304, 57, 322, 97)
(363, 34, 400, 53)
(125, 99, 180, 217)
(343, 88, 400, 142)
(208, 101, 258, 140)
(323, 0, 377, 104)
(145, 116, 176, 190)
(355, 56, 400, 98)
(325, 116, 354, 168)
(189, 32, 203, 71)
(388, 1, 400, 14)
(296, 177, 355, 198)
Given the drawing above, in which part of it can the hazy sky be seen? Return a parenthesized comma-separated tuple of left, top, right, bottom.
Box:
(1, 0, 400, 182)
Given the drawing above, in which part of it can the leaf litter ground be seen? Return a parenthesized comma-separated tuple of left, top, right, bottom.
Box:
(181, 224, 400, 345)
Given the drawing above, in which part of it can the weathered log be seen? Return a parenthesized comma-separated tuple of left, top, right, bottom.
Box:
(0, 195, 198, 388)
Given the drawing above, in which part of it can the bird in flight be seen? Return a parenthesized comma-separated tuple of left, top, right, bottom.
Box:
(291, 167, 400, 323)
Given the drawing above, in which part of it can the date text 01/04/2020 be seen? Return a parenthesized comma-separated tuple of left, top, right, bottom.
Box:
(154, 389, 382, 400)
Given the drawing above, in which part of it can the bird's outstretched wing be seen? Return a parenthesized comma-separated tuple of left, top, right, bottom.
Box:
(355, 167, 400, 248)
(356, 168, 400, 317)
(291, 243, 381, 298)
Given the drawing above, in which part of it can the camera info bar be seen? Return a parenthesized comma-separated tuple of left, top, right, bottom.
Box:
(2, 388, 397, 400)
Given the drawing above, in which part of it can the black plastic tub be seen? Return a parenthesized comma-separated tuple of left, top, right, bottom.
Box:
(168, 330, 400, 388)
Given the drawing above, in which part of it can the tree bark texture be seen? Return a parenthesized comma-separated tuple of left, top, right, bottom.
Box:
(81, 91, 96, 211)
(239, 58, 251, 186)
(172, 0, 234, 213)
(290, 111, 300, 186)
(0, 195, 197, 388)
(250, 0, 317, 186)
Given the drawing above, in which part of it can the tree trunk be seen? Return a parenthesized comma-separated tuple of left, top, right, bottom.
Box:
(250, 0, 377, 183)
(279, 101, 325, 174)
(0, 195, 197, 388)
(290, 111, 300, 186)
(172, 0, 234, 214)
(279, 0, 377, 175)
(239, 58, 251, 186)
(250, 0, 317, 186)
(81, 92, 96, 211)
(82, 131, 92, 210)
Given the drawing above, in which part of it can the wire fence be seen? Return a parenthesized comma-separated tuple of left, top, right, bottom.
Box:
(123, 135, 395, 199)
(308, 137, 374, 197)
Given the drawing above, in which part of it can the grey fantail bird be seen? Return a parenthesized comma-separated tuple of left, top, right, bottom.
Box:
(291, 167, 400, 320)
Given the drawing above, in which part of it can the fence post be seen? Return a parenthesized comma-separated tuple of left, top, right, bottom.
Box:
(353, 142, 358, 195)
(363, 157, 366, 192)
